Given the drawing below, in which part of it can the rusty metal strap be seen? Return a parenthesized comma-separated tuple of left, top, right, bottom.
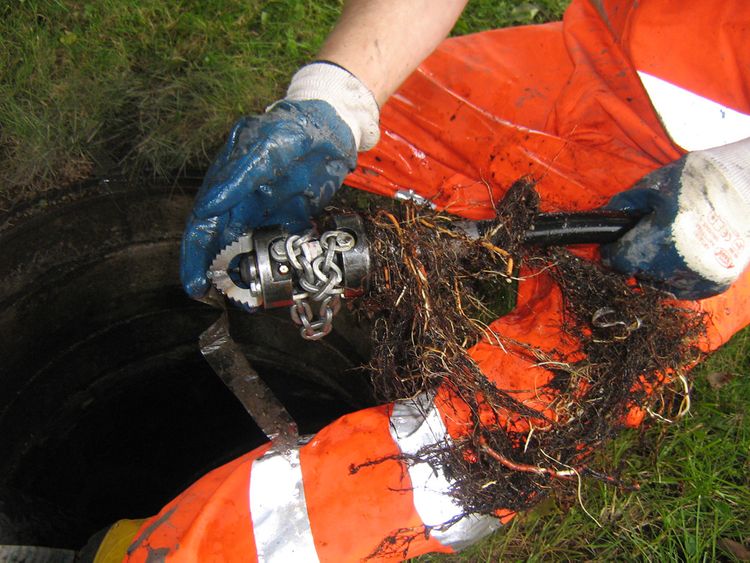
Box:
(199, 311, 298, 451)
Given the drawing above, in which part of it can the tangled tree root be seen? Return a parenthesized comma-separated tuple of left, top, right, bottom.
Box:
(352, 180, 705, 537)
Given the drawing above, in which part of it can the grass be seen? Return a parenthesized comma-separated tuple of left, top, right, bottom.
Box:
(0, 0, 567, 198)
(1, 0, 342, 195)
(3, 1, 749, 560)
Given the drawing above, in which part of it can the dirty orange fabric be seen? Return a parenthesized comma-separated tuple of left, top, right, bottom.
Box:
(300, 406, 450, 560)
(128, 1, 750, 561)
(347, 0, 750, 437)
(596, 0, 750, 115)
(126, 449, 265, 562)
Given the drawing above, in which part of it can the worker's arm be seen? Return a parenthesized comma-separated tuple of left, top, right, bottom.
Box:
(180, 1, 467, 299)
(317, 0, 468, 105)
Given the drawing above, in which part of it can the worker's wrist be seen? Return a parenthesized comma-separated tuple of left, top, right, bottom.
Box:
(283, 62, 380, 152)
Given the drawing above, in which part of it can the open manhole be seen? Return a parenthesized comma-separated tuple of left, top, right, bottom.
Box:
(0, 181, 374, 550)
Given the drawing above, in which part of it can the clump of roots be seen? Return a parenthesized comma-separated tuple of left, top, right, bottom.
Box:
(361, 181, 538, 399)
(356, 179, 705, 523)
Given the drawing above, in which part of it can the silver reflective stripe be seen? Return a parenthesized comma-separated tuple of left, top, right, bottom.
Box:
(637, 70, 750, 151)
(389, 394, 500, 550)
(394, 188, 437, 209)
(249, 446, 320, 562)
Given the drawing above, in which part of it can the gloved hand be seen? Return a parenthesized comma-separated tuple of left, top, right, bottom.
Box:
(180, 62, 380, 299)
(601, 138, 750, 300)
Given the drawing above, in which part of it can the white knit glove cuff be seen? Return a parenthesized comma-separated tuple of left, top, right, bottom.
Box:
(674, 137, 750, 284)
(697, 136, 750, 206)
(284, 62, 380, 152)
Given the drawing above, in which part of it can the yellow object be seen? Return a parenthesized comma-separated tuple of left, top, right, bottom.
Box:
(94, 519, 146, 563)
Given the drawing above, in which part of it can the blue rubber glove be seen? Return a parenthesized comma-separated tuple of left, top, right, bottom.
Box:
(601, 138, 750, 300)
(181, 63, 380, 299)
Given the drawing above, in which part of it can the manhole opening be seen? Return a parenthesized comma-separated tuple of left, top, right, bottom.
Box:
(0, 182, 374, 548)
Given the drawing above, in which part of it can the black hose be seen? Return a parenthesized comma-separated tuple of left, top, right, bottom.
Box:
(522, 210, 643, 246)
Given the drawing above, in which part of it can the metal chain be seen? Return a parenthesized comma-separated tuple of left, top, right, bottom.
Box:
(272, 229, 355, 340)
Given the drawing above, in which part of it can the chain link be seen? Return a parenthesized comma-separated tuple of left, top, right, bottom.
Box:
(274, 229, 355, 340)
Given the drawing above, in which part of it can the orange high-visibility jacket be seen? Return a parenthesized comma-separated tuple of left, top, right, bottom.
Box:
(126, 1, 750, 560)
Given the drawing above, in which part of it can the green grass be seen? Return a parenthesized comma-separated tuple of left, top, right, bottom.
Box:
(0, 0, 566, 199)
(1, 0, 342, 195)
(452, 0, 568, 34)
